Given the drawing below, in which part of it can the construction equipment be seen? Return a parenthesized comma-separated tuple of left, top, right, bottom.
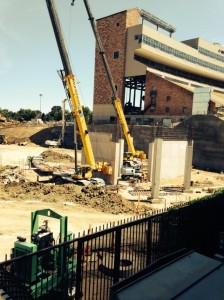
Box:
(75, 0, 146, 162)
(11, 209, 76, 298)
(45, 0, 112, 181)
(45, 99, 67, 147)
(52, 171, 106, 186)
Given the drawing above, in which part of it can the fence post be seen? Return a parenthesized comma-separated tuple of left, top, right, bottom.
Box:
(113, 228, 121, 284)
(146, 218, 152, 265)
(75, 240, 83, 300)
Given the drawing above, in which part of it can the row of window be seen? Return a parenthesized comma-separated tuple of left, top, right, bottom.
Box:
(165, 106, 188, 113)
(137, 35, 224, 74)
(198, 47, 224, 63)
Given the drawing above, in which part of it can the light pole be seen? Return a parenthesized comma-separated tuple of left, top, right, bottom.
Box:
(39, 94, 43, 116)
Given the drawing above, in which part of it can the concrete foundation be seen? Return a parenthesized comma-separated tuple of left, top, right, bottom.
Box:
(118, 139, 124, 177)
(148, 138, 191, 199)
(184, 141, 193, 190)
(151, 138, 163, 199)
(81, 132, 119, 185)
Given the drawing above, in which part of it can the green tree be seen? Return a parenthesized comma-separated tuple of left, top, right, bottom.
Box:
(0, 109, 14, 119)
(82, 106, 92, 124)
(65, 110, 73, 122)
(46, 106, 62, 121)
(14, 109, 38, 121)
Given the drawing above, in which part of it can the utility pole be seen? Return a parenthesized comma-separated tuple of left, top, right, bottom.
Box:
(39, 94, 43, 116)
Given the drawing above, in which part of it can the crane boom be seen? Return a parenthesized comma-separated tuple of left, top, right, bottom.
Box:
(45, 0, 112, 176)
(45, 0, 96, 169)
(80, 0, 145, 160)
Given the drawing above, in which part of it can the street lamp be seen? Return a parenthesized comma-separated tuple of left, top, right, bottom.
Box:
(39, 94, 43, 115)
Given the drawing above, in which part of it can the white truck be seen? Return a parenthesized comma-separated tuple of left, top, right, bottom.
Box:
(121, 163, 142, 181)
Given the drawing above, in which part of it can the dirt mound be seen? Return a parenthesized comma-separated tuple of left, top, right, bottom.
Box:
(0, 181, 151, 215)
(78, 186, 141, 214)
(0, 124, 61, 146)
(41, 150, 74, 163)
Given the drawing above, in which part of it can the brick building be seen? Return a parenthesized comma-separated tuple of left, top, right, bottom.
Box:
(93, 8, 224, 125)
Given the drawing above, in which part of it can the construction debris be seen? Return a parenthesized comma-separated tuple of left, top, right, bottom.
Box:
(0, 181, 152, 215)
(0, 166, 27, 185)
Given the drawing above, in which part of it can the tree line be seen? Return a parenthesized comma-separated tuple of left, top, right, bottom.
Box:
(0, 106, 92, 124)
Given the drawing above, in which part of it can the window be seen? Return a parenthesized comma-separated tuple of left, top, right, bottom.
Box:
(125, 117, 131, 125)
(182, 106, 187, 113)
(166, 96, 171, 101)
(136, 118, 142, 124)
(165, 107, 170, 113)
(110, 116, 117, 124)
(113, 51, 119, 59)
(117, 22, 120, 27)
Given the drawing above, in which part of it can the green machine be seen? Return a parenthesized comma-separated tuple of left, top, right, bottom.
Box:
(12, 209, 76, 298)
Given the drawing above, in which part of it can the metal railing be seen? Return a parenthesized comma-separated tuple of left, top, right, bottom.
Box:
(1, 189, 224, 299)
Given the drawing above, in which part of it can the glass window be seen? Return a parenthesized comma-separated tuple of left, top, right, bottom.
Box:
(182, 106, 187, 113)
(114, 51, 119, 59)
(165, 107, 170, 113)
(141, 35, 224, 73)
(166, 96, 171, 101)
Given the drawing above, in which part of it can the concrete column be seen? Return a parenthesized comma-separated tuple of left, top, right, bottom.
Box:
(111, 142, 120, 185)
(118, 139, 124, 177)
(147, 142, 154, 182)
(151, 138, 163, 199)
(184, 140, 193, 190)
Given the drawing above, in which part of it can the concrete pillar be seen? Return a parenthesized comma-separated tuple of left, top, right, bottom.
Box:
(111, 142, 120, 185)
(183, 140, 193, 190)
(118, 139, 124, 177)
(147, 142, 154, 182)
(151, 138, 163, 199)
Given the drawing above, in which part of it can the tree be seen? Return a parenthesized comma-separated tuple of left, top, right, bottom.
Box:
(65, 110, 73, 122)
(0, 109, 14, 119)
(14, 109, 38, 121)
(46, 106, 62, 121)
(82, 106, 92, 124)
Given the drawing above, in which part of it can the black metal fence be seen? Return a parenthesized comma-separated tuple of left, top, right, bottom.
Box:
(1, 189, 224, 300)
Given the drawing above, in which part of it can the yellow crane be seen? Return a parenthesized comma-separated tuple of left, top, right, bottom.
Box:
(71, 0, 146, 161)
(45, 0, 112, 179)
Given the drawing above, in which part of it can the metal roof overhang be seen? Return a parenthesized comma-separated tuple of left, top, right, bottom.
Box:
(135, 47, 224, 82)
(110, 251, 224, 300)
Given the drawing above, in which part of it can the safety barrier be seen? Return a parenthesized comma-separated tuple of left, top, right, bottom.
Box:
(0, 189, 224, 299)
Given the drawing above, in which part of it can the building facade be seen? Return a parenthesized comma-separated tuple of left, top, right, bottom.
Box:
(93, 8, 224, 125)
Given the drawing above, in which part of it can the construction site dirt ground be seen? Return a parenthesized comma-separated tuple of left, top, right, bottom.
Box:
(0, 143, 224, 262)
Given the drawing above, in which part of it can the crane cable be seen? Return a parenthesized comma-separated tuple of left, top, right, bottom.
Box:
(67, 0, 87, 108)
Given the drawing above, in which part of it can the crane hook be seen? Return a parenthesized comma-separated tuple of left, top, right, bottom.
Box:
(71, 0, 75, 6)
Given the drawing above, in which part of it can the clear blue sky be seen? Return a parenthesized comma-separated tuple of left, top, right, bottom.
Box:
(0, 0, 223, 113)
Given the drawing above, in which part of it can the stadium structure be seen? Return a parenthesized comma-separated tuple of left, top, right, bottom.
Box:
(93, 8, 224, 125)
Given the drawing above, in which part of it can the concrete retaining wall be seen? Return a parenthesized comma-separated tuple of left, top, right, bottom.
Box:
(177, 115, 224, 172)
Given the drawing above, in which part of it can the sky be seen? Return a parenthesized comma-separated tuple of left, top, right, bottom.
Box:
(0, 0, 223, 114)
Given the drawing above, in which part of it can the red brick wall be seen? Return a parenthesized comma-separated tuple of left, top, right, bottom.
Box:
(94, 9, 140, 105)
(144, 72, 193, 116)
